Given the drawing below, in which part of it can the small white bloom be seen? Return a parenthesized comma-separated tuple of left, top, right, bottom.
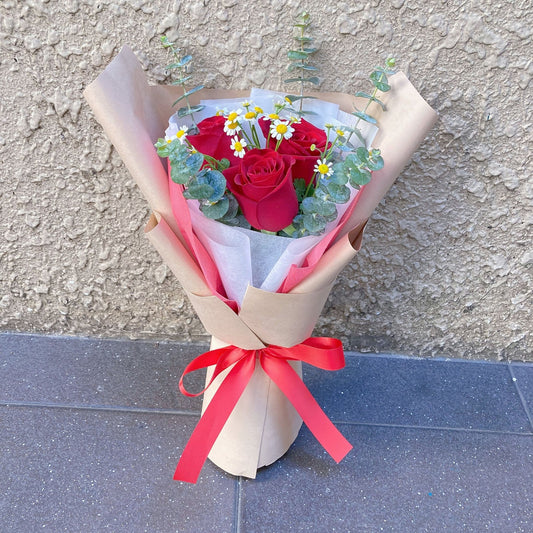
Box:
(314, 158, 333, 177)
(230, 136, 247, 158)
(165, 124, 188, 143)
(270, 119, 294, 141)
(243, 110, 258, 121)
(224, 120, 242, 135)
(226, 109, 242, 122)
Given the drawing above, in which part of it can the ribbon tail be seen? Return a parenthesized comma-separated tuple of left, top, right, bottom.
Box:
(174, 355, 255, 483)
(261, 356, 353, 463)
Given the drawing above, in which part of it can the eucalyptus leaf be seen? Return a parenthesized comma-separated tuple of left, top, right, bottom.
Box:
(325, 183, 351, 203)
(171, 76, 193, 85)
(348, 167, 372, 187)
(284, 76, 319, 84)
(170, 164, 191, 184)
(177, 104, 205, 116)
(356, 146, 370, 163)
(285, 95, 317, 103)
(220, 195, 239, 221)
(200, 197, 230, 219)
(184, 183, 214, 200)
(178, 54, 193, 67)
(288, 50, 310, 60)
(172, 84, 205, 105)
(351, 110, 377, 124)
(366, 151, 384, 171)
(354, 91, 386, 110)
(302, 213, 327, 235)
(287, 63, 318, 72)
(197, 169, 226, 202)
(185, 152, 204, 175)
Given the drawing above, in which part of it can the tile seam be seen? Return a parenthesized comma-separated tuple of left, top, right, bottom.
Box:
(0, 400, 201, 417)
(333, 419, 533, 437)
(508, 363, 533, 432)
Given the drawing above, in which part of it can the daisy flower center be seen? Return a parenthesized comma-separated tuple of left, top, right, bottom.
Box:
(227, 111, 239, 122)
(244, 111, 256, 120)
(276, 123, 288, 135)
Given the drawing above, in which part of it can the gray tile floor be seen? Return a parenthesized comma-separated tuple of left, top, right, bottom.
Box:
(1, 333, 532, 533)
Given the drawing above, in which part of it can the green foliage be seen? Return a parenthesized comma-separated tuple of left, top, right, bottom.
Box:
(284, 12, 319, 115)
(161, 35, 204, 126)
(351, 57, 397, 129)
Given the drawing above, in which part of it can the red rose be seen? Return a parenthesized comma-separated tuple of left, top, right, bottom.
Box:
(224, 148, 298, 232)
(187, 116, 240, 167)
(259, 118, 328, 182)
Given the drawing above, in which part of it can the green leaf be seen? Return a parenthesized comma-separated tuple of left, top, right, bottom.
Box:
(197, 169, 226, 202)
(220, 195, 239, 221)
(303, 47, 318, 54)
(284, 76, 320, 85)
(293, 178, 307, 202)
(301, 197, 336, 220)
(170, 163, 191, 184)
(170, 76, 193, 86)
(354, 91, 386, 110)
(325, 182, 351, 203)
(295, 36, 313, 43)
(184, 183, 214, 200)
(348, 167, 372, 187)
(165, 62, 183, 70)
(185, 152, 204, 175)
(176, 104, 205, 116)
(284, 95, 317, 103)
(351, 110, 377, 124)
(370, 71, 390, 92)
(200, 197, 229, 219)
(288, 50, 310, 60)
(356, 146, 370, 163)
(178, 54, 193, 67)
(366, 150, 384, 171)
(302, 213, 327, 235)
(155, 138, 170, 157)
(287, 63, 318, 72)
(331, 163, 348, 185)
(173, 86, 205, 106)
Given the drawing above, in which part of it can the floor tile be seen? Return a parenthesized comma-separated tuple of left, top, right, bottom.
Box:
(304, 355, 531, 432)
(0, 405, 236, 533)
(0, 334, 208, 412)
(240, 425, 533, 533)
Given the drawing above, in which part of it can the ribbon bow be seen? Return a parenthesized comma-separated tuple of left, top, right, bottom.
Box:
(174, 337, 353, 483)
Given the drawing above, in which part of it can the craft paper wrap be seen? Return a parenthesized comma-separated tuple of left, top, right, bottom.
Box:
(84, 45, 437, 480)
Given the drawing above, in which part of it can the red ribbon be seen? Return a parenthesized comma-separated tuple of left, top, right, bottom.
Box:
(174, 337, 353, 483)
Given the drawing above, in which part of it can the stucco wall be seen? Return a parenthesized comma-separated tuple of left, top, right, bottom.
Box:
(0, 0, 531, 360)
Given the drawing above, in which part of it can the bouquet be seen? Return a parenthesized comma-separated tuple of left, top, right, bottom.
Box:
(84, 20, 437, 483)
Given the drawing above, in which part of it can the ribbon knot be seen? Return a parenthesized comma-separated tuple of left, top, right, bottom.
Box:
(174, 337, 353, 483)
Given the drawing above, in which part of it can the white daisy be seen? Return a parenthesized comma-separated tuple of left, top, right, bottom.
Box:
(314, 158, 333, 177)
(224, 120, 242, 135)
(270, 119, 294, 141)
(230, 136, 247, 158)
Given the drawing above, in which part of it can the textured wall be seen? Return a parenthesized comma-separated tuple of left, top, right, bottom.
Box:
(0, 0, 531, 360)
